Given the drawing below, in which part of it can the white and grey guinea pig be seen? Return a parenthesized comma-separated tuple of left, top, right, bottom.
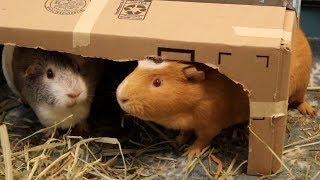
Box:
(2, 45, 104, 137)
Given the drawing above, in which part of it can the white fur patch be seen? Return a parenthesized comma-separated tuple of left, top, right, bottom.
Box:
(34, 102, 89, 129)
(48, 70, 87, 107)
(138, 59, 169, 70)
(2, 45, 21, 97)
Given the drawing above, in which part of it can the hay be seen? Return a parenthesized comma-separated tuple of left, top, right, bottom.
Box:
(0, 93, 320, 179)
(210, 154, 223, 178)
(0, 122, 13, 180)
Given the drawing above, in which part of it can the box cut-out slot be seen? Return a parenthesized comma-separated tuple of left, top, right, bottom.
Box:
(252, 117, 265, 120)
(256, 55, 269, 68)
(157, 47, 195, 62)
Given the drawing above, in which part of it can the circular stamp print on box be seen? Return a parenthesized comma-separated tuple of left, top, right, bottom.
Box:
(45, 0, 90, 15)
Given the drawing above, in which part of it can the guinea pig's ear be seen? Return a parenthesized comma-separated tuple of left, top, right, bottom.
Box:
(25, 64, 41, 76)
(182, 65, 205, 82)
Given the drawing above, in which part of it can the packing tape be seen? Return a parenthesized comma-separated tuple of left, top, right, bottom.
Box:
(232, 26, 292, 42)
(73, 0, 110, 48)
(250, 101, 288, 118)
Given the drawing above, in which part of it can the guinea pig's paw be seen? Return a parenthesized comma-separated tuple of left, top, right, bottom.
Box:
(297, 101, 317, 117)
(183, 145, 202, 158)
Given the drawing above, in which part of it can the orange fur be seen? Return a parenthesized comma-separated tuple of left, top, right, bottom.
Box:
(289, 25, 316, 116)
(116, 60, 249, 157)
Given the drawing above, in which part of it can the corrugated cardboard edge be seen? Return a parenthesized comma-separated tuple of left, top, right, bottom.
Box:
(232, 26, 292, 42)
(247, 9, 296, 176)
(203, 63, 288, 118)
(272, 9, 297, 173)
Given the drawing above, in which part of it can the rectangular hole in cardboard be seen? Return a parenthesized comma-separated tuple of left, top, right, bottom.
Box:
(256, 55, 269, 68)
(157, 47, 195, 62)
(252, 117, 266, 120)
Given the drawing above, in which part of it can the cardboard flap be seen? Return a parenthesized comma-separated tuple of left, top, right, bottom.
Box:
(0, 0, 292, 60)
(0, 0, 296, 105)
(156, 0, 295, 10)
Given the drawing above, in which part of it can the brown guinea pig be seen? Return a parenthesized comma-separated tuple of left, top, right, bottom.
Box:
(116, 58, 249, 157)
(289, 25, 316, 116)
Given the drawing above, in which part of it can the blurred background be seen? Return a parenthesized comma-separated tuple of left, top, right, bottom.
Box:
(300, 0, 320, 86)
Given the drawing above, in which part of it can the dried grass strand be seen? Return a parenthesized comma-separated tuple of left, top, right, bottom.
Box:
(94, 137, 127, 178)
(232, 160, 247, 175)
(15, 114, 73, 148)
(0, 124, 13, 180)
(311, 170, 320, 180)
(47, 157, 74, 179)
(210, 154, 223, 179)
(197, 157, 213, 179)
(285, 131, 320, 148)
(226, 155, 237, 174)
(36, 152, 71, 179)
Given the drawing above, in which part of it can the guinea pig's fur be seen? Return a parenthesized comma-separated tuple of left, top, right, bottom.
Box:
(288, 25, 316, 116)
(2, 45, 104, 137)
(116, 59, 249, 157)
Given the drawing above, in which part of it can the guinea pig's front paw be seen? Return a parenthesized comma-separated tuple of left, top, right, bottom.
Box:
(298, 101, 317, 117)
(182, 136, 211, 158)
(183, 145, 203, 158)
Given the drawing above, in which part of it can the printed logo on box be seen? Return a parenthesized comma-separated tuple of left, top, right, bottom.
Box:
(118, 0, 152, 20)
(45, 0, 90, 15)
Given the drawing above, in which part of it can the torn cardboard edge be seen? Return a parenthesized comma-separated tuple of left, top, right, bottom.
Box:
(202, 62, 288, 118)
(3, 41, 290, 119)
(139, 57, 289, 119)
(1, 0, 295, 127)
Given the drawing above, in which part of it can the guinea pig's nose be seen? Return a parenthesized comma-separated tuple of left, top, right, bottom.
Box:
(120, 98, 129, 103)
(67, 92, 81, 99)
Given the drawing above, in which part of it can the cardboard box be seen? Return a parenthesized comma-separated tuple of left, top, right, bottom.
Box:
(160, 0, 303, 17)
(0, 0, 297, 176)
(160, 0, 295, 9)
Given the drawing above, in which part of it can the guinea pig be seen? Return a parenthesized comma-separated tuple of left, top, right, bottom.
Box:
(1, 45, 104, 137)
(116, 58, 249, 157)
(288, 25, 317, 116)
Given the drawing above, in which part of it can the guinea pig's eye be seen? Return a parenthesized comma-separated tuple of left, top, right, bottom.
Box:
(46, 69, 54, 79)
(153, 79, 162, 87)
